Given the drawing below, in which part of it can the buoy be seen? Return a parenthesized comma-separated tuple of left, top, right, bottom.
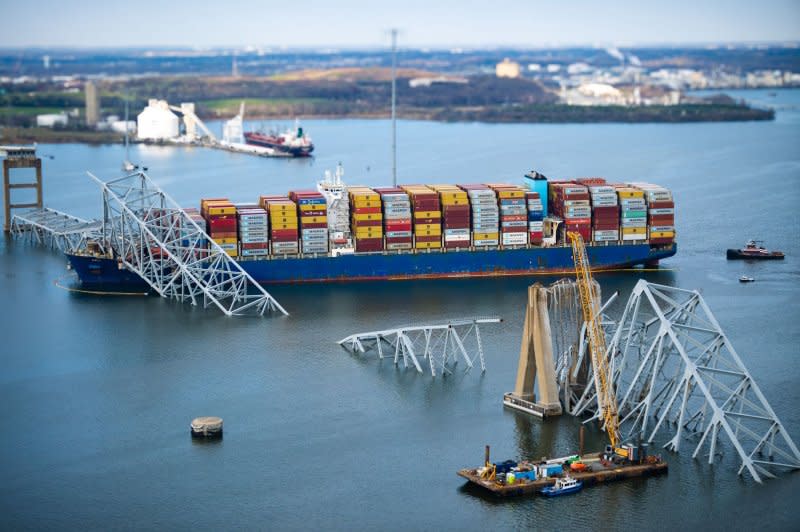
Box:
(191, 416, 223, 439)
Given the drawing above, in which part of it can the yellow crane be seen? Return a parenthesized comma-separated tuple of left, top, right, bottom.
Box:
(567, 232, 620, 449)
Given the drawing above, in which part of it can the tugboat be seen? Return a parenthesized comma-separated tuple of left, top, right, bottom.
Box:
(244, 119, 314, 157)
(727, 240, 785, 260)
(540, 475, 583, 497)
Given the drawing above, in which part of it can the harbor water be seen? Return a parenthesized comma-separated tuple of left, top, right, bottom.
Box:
(1, 89, 799, 529)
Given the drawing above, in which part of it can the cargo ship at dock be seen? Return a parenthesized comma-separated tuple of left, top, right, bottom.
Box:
(66, 169, 677, 288)
(243, 120, 314, 157)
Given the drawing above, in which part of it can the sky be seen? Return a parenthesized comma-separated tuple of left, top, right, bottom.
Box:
(1, 0, 799, 48)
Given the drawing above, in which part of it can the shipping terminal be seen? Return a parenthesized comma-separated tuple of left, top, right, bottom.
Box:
(65, 168, 676, 288)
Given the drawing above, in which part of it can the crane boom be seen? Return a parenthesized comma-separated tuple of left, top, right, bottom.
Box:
(567, 232, 620, 448)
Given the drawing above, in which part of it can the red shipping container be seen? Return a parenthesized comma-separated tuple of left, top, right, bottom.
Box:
(271, 228, 298, 238)
(385, 236, 413, 244)
(240, 242, 270, 250)
(501, 226, 527, 233)
(352, 206, 382, 214)
(648, 215, 674, 225)
(648, 201, 674, 209)
(352, 219, 382, 227)
(414, 218, 441, 225)
(413, 201, 440, 210)
(415, 235, 441, 243)
(649, 237, 674, 245)
(385, 222, 412, 231)
(593, 222, 620, 230)
(355, 238, 384, 252)
(208, 217, 237, 230)
(444, 241, 470, 249)
(301, 222, 328, 229)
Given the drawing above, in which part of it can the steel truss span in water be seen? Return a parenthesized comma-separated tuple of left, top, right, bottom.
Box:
(10, 208, 104, 254)
(338, 317, 501, 377)
(89, 171, 287, 317)
(607, 280, 800, 483)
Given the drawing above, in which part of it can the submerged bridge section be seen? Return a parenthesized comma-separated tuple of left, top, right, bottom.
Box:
(89, 171, 287, 316)
(339, 317, 501, 376)
(10, 208, 104, 253)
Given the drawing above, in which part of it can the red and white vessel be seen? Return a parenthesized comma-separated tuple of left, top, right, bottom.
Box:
(727, 240, 785, 260)
(244, 119, 314, 157)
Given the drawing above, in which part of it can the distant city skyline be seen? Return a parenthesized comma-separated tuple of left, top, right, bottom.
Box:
(1, 0, 799, 48)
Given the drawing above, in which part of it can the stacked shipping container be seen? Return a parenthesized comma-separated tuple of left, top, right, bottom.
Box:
(615, 187, 647, 242)
(526, 191, 544, 245)
(630, 183, 675, 246)
(290, 190, 329, 254)
(402, 185, 442, 250)
(261, 195, 299, 254)
(430, 185, 470, 249)
(549, 183, 592, 242)
(201, 198, 238, 256)
(588, 183, 620, 243)
(459, 184, 499, 247)
(349, 187, 384, 252)
(236, 206, 270, 257)
(374, 187, 413, 250)
(488, 184, 528, 247)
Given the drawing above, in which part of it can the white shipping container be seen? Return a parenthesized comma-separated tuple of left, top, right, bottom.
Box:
(386, 242, 413, 250)
(444, 228, 470, 236)
(649, 208, 674, 216)
(563, 186, 587, 194)
(621, 233, 646, 241)
(502, 233, 528, 245)
(589, 185, 615, 194)
(563, 199, 591, 207)
(473, 239, 499, 246)
(650, 225, 675, 233)
(444, 234, 470, 242)
(528, 221, 544, 230)
(386, 230, 412, 238)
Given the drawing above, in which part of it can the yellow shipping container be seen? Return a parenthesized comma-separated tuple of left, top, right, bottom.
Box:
(441, 198, 468, 206)
(299, 204, 325, 212)
(206, 205, 236, 216)
(272, 221, 299, 229)
(497, 190, 525, 199)
(355, 230, 383, 239)
(616, 189, 644, 199)
(352, 212, 383, 221)
(649, 231, 675, 239)
(213, 237, 237, 245)
(415, 228, 442, 237)
(224, 249, 239, 257)
(415, 223, 441, 232)
(352, 199, 381, 208)
(622, 227, 647, 235)
(473, 232, 499, 240)
(415, 241, 442, 249)
(414, 211, 441, 219)
(302, 216, 327, 224)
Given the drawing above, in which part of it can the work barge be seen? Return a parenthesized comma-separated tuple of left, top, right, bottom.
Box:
(458, 451, 668, 497)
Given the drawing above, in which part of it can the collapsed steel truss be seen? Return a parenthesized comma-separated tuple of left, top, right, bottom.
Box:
(606, 280, 800, 482)
(10, 207, 104, 254)
(338, 317, 501, 376)
(90, 171, 286, 316)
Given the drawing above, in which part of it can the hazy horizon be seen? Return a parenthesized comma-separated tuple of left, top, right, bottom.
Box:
(1, 0, 798, 49)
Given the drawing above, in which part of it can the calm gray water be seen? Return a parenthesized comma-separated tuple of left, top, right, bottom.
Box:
(1, 89, 799, 530)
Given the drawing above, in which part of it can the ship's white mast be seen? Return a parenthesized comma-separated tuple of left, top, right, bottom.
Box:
(391, 28, 397, 187)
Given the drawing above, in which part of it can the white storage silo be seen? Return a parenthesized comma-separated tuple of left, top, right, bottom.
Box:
(136, 99, 179, 140)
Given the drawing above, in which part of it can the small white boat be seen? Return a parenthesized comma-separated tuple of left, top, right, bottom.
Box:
(739, 276, 755, 283)
(540, 475, 583, 497)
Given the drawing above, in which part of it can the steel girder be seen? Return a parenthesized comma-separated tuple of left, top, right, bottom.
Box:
(338, 317, 501, 376)
(90, 171, 286, 316)
(607, 280, 800, 483)
(10, 207, 104, 254)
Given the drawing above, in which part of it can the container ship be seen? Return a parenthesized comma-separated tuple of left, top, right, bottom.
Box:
(67, 169, 677, 287)
(243, 120, 314, 157)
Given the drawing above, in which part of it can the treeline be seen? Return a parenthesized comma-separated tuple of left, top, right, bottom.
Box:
(433, 104, 775, 123)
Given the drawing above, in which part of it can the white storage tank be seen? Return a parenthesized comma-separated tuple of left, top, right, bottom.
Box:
(136, 99, 179, 140)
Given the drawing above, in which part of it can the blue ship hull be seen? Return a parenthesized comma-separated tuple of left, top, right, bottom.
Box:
(540, 481, 583, 497)
(66, 243, 676, 289)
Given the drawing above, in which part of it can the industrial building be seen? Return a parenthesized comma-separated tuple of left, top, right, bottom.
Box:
(84, 81, 99, 126)
(136, 99, 180, 141)
(496, 58, 521, 79)
(36, 113, 69, 128)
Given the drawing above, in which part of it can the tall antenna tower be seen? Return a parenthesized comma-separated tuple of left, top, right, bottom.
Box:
(390, 28, 397, 187)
